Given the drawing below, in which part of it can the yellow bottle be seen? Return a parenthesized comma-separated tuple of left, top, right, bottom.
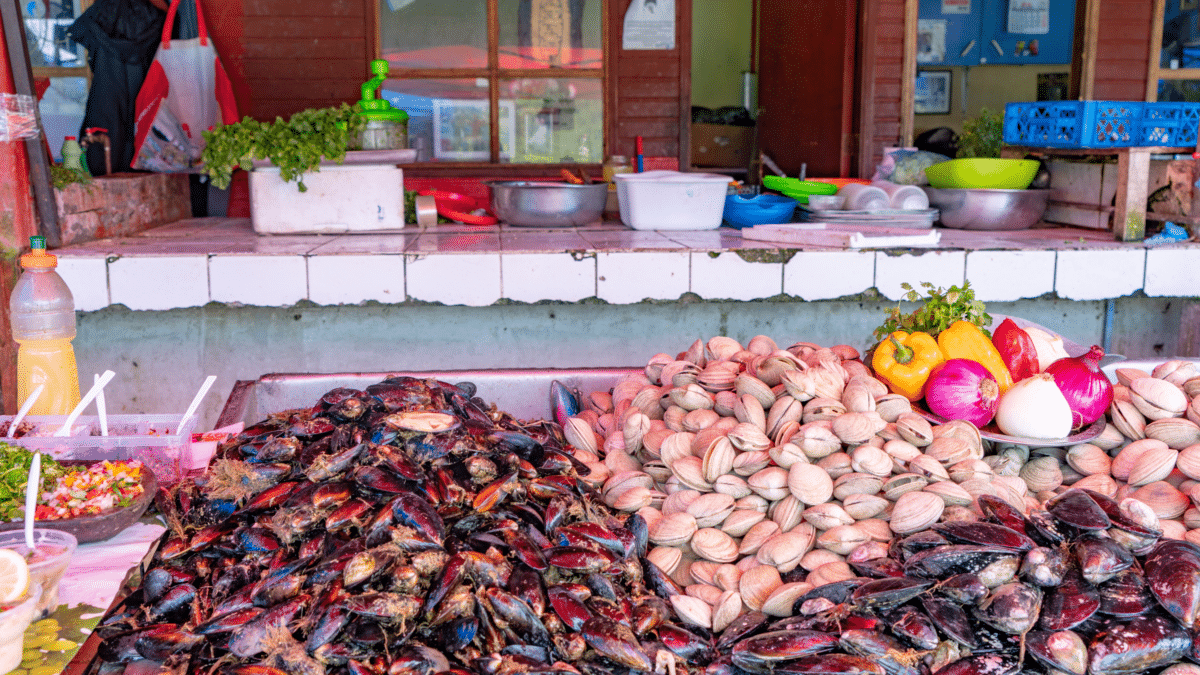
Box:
(11, 237, 80, 415)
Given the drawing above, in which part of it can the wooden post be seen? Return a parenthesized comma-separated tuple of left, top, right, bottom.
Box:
(1113, 148, 1151, 241)
(899, 0, 918, 147)
(1180, 301, 1200, 357)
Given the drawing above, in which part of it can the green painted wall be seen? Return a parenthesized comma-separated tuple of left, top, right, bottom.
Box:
(691, 0, 753, 110)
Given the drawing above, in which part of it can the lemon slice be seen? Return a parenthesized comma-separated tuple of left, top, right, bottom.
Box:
(0, 549, 30, 603)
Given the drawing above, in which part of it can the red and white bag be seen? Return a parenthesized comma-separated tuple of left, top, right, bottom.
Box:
(131, 0, 238, 172)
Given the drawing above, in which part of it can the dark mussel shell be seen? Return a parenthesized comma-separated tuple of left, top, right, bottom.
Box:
(850, 577, 932, 610)
(889, 531, 948, 561)
(1099, 569, 1155, 618)
(1040, 570, 1100, 631)
(715, 611, 770, 652)
(922, 596, 976, 648)
(935, 573, 988, 605)
(932, 522, 1034, 552)
(974, 582, 1042, 634)
(1144, 539, 1200, 629)
(791, 579, 867, 615)
(1024, 509, 1067, 547)
(1075, 532, 1135, 586)
(775, 654, 886, 675)
(1088, 614, 1191, 675)
(885, 606, 938, 650)
(1019, 546, 1068, 587)
(933, 654, 1018, 675)
(838, 629, 919, 675)
(730, 630, 839, 675)
(1046, 488, 1111, 531)
(976, 495, 1026, 532)
(1026, 629, 1087, 675)
(903, 546, 1020, 580)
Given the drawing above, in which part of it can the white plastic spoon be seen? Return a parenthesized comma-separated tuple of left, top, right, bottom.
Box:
(54, 370, 115, 437)
(7, 385, 43, 438)
(95, 374, 108, 437)
(24, 453, 40, 551)
(178, 376, 217, 435)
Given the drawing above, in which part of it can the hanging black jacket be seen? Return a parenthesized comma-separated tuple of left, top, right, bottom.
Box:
(67, 0, 164, 175)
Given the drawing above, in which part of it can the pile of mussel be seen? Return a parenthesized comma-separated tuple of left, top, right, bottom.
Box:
(90, 377, 705, 675)
(711, 488, 1200, 675)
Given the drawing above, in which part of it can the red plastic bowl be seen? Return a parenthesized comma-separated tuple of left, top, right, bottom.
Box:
(418, 189, 498, 225)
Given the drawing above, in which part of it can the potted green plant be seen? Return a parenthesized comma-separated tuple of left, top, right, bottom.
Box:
(957, 108, 1004, 159)
(200, 103, 366, 192)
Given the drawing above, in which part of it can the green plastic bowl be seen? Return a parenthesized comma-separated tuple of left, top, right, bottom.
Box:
(762, 176, 838, 204)
(923, 158, 1040, 190)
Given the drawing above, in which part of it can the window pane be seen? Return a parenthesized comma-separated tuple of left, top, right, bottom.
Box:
(382, 79, 511, 161)
(22, 0, 85, 68)
(379, 0, 487, 69)
(503, 78, 601, 163)
(1162, 2, 1200, 69)
(40, 77, 88, 161)
(498, 0, 602, 69)
(1159, 79, 1200, 102)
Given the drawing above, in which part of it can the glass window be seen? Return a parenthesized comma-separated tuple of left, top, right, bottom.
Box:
(379, 0, 603, 164)
(1161, 1, 1200, 69)
(22, 0, 87, 69)
(1158, 78, 1200, 101)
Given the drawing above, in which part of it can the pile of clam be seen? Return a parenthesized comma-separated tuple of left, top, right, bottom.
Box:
(561, 337, 1200, 634)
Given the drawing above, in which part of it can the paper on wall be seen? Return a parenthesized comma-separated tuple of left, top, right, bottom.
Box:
(1008, 0, 1050, 34)
(623, 0, 676, 50)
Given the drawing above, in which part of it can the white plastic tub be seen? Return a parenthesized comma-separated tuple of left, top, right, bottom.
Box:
(614, 170, 731, 230)
(249, 164, 405, 234)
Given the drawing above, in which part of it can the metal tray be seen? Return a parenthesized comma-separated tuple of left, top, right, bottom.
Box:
(217, 368, 638, 429)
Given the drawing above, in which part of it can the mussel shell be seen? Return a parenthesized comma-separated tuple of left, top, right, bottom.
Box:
(974, 582, 1042, 634)
(838, 629, 920, 675)
(885, 606, 938, 650)
(922, 596, 976, 648)
(932, 522, 1034, 552)
(1019, 546, 1068, 587)
(889, 531, 948, 562)
(730, 630, 840, 675)
(936, 573, 989, 605)
(932, 654, 1018, 675)
(850, 577, 933, 610)
(1027, 630, 1087, 675)
(1144, 539, 1200, 629)
(976, 495, 1026, 532)
(775, 654, 887, 675)
(1088, 615, 1191, 675)
(790, 579, 867, 615)
(1075, 533, 1135, 586)
(1040, 571, 1101, 631)
(903, 546, 1020, 579)
(1099, 569, 1155, 618)
(1046, 489, 1111, 531)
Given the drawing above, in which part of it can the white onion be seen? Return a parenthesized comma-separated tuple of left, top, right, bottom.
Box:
(995, 373, 1073, 439)
(1024, 327, 1070, 372)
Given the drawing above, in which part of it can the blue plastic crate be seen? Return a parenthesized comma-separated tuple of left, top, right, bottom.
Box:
(1003, 101, 1200, 149)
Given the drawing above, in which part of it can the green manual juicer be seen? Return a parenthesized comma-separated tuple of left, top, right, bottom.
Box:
(354, 60, 409, 150)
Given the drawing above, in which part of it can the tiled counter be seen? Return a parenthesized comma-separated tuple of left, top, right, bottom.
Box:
(53, 217, 1200, 310)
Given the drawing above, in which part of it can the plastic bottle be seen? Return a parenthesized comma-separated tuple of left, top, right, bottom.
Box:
(60, 136, 89, 177)
(11, 236, 80, 415)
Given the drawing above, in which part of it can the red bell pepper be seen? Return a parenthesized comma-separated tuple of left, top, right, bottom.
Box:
(991, 318, 1039, 382)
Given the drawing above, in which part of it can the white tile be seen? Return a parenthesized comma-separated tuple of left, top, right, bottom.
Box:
(308, 255, 406, 305)
(1144, 248, 1200, 297)
(1055, 249, 1146, 300)
(406, 253, 501, 306)
(784, 251, 874, 300)
(109, 256, 209, 310)
(56, 256, 109, 311)
(210, 255, 308, 306)
(966, 250, 1056, 301)
(691, 252, 782, 300)
(502, 253, 595, 302)
(598, 252, 690, 303)
(874, 251, 966, 301)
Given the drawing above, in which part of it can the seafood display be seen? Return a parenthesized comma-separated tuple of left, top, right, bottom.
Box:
(560, 336, 1200, 635)
(90, 377, 701, 675)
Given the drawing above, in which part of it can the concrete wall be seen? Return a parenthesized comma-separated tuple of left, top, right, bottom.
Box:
(73, 296, 1192, 432)
(690, 0, 753, 110)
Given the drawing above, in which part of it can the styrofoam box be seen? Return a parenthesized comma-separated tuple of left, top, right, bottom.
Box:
(249, 164, 405, 234)
(614, 170, 732, 230)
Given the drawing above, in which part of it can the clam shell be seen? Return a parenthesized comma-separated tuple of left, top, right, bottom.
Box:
(650, 512, 700, 547)
(662, 489, 703, 515)
(1130, 377, 1188, 420)
(1132, 481, 1189, 520)
(1178, 444, 1200, 481)
(647, 545, 683, 575)
(688, 560, 719, 586)
(734, 393, 768, 432)
(1127, 445, 1179, 487)
(767, 396, 806, 439)
(842, 385, 877, 414)
(788, 463, 835, 505)
(748, 467, 790, 501)
(851, 445, 894, 478)
(729, 423, 772, 453)
(1071, 472, 1118, 498)
(795, 423, 842, 459)
(736, 373, 778, 410)
(816, 524, 871, 555)
(1093, 423, 1127, 450)
(908, 454, 951, 482)
(832, 411, 885, 445)
(1155, 360, 1198, 386)
(637, 506, 664, 532)
(1146, 418, 1200, 450)
(738, 564, 783, 612)
(771, 495, 806, 532)
(801, 549, 845, 572)
(896, 412, 934, 447)
(673, 456, 714, 492)
(932, 420, 983, 458)
(669, 594, 712, 630)
(712, 564, 742, 592)
(688, 493, 737, 528)
(889, 490, 945, 534)
(769, 442, 808, 469)
(832, 472, 884, 501)
(683, 408, 721, 433)
(817, 452, 854, 479)
(737, 494, 770, 513)
(722, 509, 767, 537)
(1115, 368, 1151, 387)
(739, 520, 781, 555)
(875, 394, 913, 424)
(802, 502, 856, 530)
(1112, 439, 1169, 481)
(713, 391, 738, 418)
(713, 474, 753, 500)
(883, 473, 929, 500)
(1020, 456, 1064, 493)
(842, 493, 889, 520)
(855, 518, 893, 542)
(926, 437, 977, 466)
(733, 451, 772, 477)
(711, 590, 744, 634)
(690, 528, 740, 563)
(807, 561, 855, 587)
(699, 360, 740, 393)
(755, 527, 815, 573)
(671, 384, 716, 412)
(948, 459, 994, 484)
(701, 437, 737, 483)
(803, 396, 847, 424)
(923, 480, 974, 507)
(1110, 400, 1147, 440)
(747, 335, 778, 355)
(761, 582, 814, 617)
(1066, 443, 1112, 476)
(660, 432, 697, 468)
(564, 417, 599, 455)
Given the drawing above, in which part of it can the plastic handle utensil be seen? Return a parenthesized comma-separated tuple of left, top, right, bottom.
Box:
(178, 376, 217, 434)
(95, 374, 108, 437)
(54, 370, 115, 437)
(24, 453, 40, 550)
(7, 385, 43, 438)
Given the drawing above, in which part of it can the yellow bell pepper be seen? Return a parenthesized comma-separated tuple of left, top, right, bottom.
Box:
(937, 320, 1014, 393)
(871, 331, 946, 402)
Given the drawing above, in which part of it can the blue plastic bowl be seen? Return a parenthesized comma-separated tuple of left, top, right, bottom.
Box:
(723, 193, 798, 228)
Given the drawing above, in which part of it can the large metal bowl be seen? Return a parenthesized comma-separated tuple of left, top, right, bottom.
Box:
(922, 187, 1051, 230)
(488, 180, 608, 227)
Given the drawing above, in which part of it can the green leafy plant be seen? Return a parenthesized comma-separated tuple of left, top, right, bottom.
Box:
(957, 109, 1005, 159)
(873, 281, 991, 342)
(201, 104, 366, 192)
(50, 165, 91, 190)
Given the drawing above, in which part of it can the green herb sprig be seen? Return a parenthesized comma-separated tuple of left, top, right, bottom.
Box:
(0, 444, 68, 522)
(201, 104, 366, 192)
(873, 281, 991, 342)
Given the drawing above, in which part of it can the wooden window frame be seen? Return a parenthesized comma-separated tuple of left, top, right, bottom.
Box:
(372, 0, 608, 169)
(1148, 0, 1200, 101)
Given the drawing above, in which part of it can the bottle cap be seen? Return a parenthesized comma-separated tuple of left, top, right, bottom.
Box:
(64, 136, 75, 141)
(20, 236, 56, 268)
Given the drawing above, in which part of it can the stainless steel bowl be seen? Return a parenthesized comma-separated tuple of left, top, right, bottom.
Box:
(922, 187, 1051, 231)
(488, 181, 608, 227)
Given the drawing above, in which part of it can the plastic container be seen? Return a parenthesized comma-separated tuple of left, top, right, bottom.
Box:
(0, 583, 39, 674)
(602, 155, 634, 185)
(249, 164, 406, 234)
(761, 176, 838, 204)
(723, 193, 797, 228)
(614, 171, 732, 230)
(923, 158, 1039, 189)
(2, 414, 198, 485)
(353, 59, 408, 150)
(0, 530, 75, 618)
(11, 237, 80, 417)
(874, 180, 930, 210)
(60, 137, 88, 177)
(837, 183, 889, 211)
(1004, 101, 1200, 148)
(806, 195, 845, 210)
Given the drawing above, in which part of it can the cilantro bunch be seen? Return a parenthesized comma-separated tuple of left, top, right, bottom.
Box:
(873, 281, 992, 342)
(0, 444, 68, 521)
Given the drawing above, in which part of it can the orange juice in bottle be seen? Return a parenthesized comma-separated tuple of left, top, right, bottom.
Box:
(11, 237, 80, 415)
